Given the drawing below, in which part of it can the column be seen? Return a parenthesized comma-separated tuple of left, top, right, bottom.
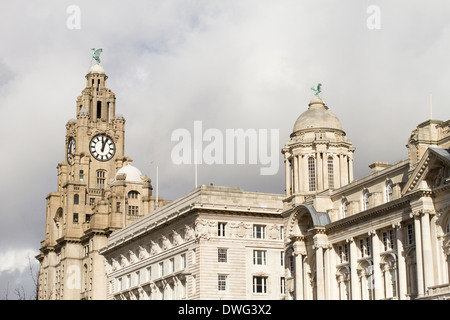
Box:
(328, 245, 338, 299)
(317, 152, 323, 191)
(294, 252, 304, 300)
(413, 213, 424, 296)
(349, 238, 360, 300)
(343, 155, 349, 185)
(324, 247, 330, 299)
(298, 155, 303, 192)
(395, 223, 407, 300)
(371, 231, 383, 299)
(348, 156, 354, 183)
(316, 246, 325, 299)
(293, 155, 299, 194)
(323, 153, 329, 190)
(285, 159, 291, 197)
(421, 211, 434, 291)
(339, 154, 345, 187)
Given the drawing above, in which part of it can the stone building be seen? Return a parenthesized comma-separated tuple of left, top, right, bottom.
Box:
(38, 62, 450, 300)
(36, 64, 167, 300)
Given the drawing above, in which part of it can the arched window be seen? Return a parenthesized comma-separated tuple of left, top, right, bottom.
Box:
(328, 157, 334, 189)
(308, 157, 316, 191)
(341, 198, 349, 218)
(386, 180, 394, 202)
(128, 191, 140, 199)
(362, 190, 370, 211)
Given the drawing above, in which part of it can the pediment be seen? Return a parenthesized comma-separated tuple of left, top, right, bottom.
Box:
(402, 147, 450, 194)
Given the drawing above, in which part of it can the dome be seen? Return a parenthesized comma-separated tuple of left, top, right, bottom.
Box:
(88, 63, 105, 74)
(115, 164, 144, 183)
(292, 97, 343, 134)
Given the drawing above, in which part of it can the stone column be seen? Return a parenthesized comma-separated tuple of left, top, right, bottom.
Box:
(316, 246, 324, 299)
(293, 155, 299, 194)
(323, 153, 329, 190)
(328, 245, 338, 299)
(421, 211, 434, 291)
(298, 155, 303, 192)
(348, 156, 354, 183)
(413, 213, 424, 296)
(395, 223, 408, 300)
(339, 154, 345, 187)
(317, 152, 323, 190)
(371, 230, 383, 299)
(349, 238, 360, 300)
(293, 238, 306, 300)
(285, 158, 291, 197)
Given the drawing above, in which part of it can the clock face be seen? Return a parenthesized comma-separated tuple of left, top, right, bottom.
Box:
(67, 137, 76, 165)
(89, 134, 115, 161)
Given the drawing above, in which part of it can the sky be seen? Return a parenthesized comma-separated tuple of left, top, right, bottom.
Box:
(0, 0, 449, 299)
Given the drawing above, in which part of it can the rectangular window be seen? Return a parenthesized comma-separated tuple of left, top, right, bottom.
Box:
(90, 198, 95, 206)
(128, 205, 139, 215)
(253, 225, 266, 239)
(280, 251, 285, 266)
(253, 276, 267, 294)
(170, 258, 175, 273)
(253, 250, 267, 265)
(96, 171, 105, 189)
(73, 213, 79, 223)
(117, 278, 122, 292)
(181, 254, 187, 269)
(218, 248, 228, 263)
(218, 275, 227, 291)
(218, 222, 226, 237)
(159, 262, 164, 277)
(328, 157, 334, 189)
(407, 224, 414, 245)
(126, 274, 131, 289)
(338, 244, 349, 263)
(280, 277, 286, 294)
(136, 271, 140, 285)
(289, 256, 294, 274)
(116, 202, 120, 212)
(147, 267, 152, 282)
(79, 170, 84, 182)
(308, 157, 316, 191)
(280, 226, 284, 240)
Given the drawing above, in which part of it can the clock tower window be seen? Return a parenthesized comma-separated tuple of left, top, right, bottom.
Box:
(96, 101, 102, 120)
(96, 170, 106, 189)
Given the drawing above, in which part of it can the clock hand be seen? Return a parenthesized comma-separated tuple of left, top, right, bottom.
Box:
(101, 137, 107, 152)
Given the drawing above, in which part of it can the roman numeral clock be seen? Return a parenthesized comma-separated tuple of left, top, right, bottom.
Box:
(90, 133, 116, 161)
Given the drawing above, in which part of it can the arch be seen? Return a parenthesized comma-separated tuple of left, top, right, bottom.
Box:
(128, 190, 140, 199)
(286, 204, 331, 238)
(385, 179, 394, 202)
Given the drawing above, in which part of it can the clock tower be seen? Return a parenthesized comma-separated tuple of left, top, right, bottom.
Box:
(37, 62, 162, 300)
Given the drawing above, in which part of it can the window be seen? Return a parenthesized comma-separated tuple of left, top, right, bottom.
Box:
(83, 245, 89, 257)
(181, 254, 187, 269)
(90, 198, 95, 206)
(328, 157, 334, 189)
(128, 191, 139, 199)
(117, 278, 122, 292)
(85, 214, 91, 223)
(218, 249, 228, 263)
(280, 277, 286, 294)
(79, 170, 84, 181)
(253, 250, 267, 265)
(359, 237, 371, 257)
(253, 276, 267, 294)
(136, 271, 141, 285)
(386, 181, 394, 202)
(280, 251, 285, 266)
(341, 199, 349, 218)
(382, 230, 395, 251)
(126, 275, 131, 289)
(253, 225, 266, 239)
(128, 205, 139, 215)
(116, 202, 120, 212)
(218, 275, 227, 291)
(308, 157, 316, 191)
(74, 194, 79, 205)
(73, 213, 79, 223)
(147, 267, 152, 282)
(407, 224, 414, 245)
(96, 170, 106, 189)
(280, 226, 284, 240)
(362, 190, 370, 211)
(96, 101, 102, 119)
(170, 258, 175, 273)
(289, 256, 294, 274)
(159, 262, 164, 277)
(338, 244, 349, 263)
(218, 222, 226, 237)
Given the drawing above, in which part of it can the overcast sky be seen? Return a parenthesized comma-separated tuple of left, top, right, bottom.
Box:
(0, 0, 449, 299)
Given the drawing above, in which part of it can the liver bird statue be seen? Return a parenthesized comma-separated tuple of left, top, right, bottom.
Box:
(311, 83, 322, 96)
(91, 48, 103, 64)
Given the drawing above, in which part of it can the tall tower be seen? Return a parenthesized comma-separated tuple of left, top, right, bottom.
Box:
(282, 96, 355, 200)
(36, 62, 160, 300)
